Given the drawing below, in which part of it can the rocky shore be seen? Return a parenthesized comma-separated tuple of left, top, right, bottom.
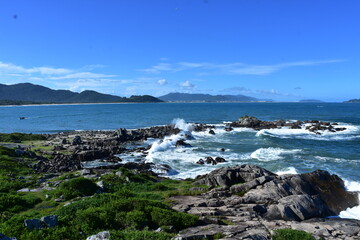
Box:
(172, 164, 360, 240)
(2, 116, 359, 239)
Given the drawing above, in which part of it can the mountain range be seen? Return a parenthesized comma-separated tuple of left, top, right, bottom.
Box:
(158, 92, 264, 102)
(0, 83, 162, 104)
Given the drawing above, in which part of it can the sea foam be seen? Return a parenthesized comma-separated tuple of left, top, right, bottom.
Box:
(250, 147, 301, 161)
(339, 180, 360, 220)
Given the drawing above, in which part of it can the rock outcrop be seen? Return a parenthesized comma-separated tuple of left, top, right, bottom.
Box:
(228, 116, 348, 134)
(172, 165, 360, 240)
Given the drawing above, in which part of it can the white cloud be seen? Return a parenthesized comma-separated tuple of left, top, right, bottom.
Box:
(139, 59, 345, 76)
(50, 72, 115, 80)
(0, 61, 73, 75)
(158, 79, 167, 85)
(180, 80, 194, 88)
(138, 63, 175, 74)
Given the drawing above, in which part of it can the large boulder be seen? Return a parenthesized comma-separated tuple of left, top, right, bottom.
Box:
(194, 164, 276, 187)
(192, 165, 359, 221)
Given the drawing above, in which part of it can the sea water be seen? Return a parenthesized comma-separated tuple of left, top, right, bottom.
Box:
(1, 102, 360, 219)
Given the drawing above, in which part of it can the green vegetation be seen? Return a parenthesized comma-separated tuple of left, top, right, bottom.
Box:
(53, 177, 99, 200)
(0, 147, 201, 240)
(273, 229, 316, 240)
(0, 133, 46, 143)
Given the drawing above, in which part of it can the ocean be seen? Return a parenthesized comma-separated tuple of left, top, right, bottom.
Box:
(1, 102, 360, 219)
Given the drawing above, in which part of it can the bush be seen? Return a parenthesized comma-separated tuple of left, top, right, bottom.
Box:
(55, 177, 99, 200)
(0, 133, 46, 143)
(0, 193, 41, 213)
(273, 229, 316, 240)
(111, 229, 174, 240)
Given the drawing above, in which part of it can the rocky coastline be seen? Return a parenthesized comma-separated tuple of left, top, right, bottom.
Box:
(1, 116, 359, 239)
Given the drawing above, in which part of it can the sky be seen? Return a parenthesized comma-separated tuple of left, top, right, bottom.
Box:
(0, 0, 359, 102)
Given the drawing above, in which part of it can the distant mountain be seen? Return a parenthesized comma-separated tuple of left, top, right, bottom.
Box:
(158, 93, 262, 102)
(0, 83, 162, 104)
(344, 99, 360, 103)
(298, 99, 324, 103)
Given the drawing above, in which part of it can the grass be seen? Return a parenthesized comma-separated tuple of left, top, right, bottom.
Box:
(0, 133, 46, 143)
(273, 229, 316, 240)
(0, 149, 202, 240)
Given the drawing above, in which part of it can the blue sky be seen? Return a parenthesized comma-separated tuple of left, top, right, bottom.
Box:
(0, 0, 359, 101)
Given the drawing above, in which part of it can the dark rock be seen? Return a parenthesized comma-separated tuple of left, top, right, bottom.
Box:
(72, 136, 82, 145)
(24, 219, 42, 230)
(194, 164, 276, 187)
(196, 159, 205, 165)
(41, 215, 58, 228)
(0, 233, 17, 240)
(209, 130, 215, 135)
(175, 139, 192, 148)
(214, 157, 226, 163)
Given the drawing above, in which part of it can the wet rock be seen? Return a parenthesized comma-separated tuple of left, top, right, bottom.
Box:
(208, 129, 215, 135)
(175, 139, 192, 148)
(214, 157, 226, 163)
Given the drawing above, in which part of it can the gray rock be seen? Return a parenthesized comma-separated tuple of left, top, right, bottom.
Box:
(86, 231, 110, 240)
(41, 215, 58, 228)
(24, 219, 42, 230)
(72, 135, 82, 145)
(0, 233, 17, 240)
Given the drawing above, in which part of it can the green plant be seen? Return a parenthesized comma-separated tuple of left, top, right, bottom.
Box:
(54, 177, 99, 200)
(273, 229, 315, 240)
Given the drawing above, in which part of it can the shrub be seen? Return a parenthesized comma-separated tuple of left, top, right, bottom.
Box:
(55, 177, 99, 200)
(111, 229, 174, 240)
(0, 133, 46, 143)
(0, 193, 41, 213)
(273, 229, 316, 240)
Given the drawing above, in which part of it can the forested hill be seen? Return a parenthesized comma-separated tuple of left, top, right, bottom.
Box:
(0, 83, 162, 104)
(158, 92, 262, 102)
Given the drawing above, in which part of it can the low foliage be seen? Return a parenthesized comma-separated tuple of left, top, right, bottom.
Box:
(0, 133, 46, 143)
(273, 228, 316, 240)
(54, 177, 99, 200)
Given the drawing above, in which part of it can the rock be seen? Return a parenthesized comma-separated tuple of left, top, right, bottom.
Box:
(196, 159, 205, 165)
(24, 219, 42, 230)
(209, 130, 215, 135)
(224, 127, 233, 132)
(96, 180, 105, 189)
(214, 157, 226, 163)
(41, 215, 58, 228)
(175, 139, 192, 148)
(0, 233, 17, 240)
(86, 231, 110, 240)
(194, 164, 276, 187)
(79, 169, 92, 176)
(72, 135, 82, 145)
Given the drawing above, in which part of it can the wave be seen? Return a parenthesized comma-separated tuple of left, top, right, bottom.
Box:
(250, 147, 301, 161)
(275, 167, 298, 175)
(256, 124, 360, 141)
(339, 180, 360, 220)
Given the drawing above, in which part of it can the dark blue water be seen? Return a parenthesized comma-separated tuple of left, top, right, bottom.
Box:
(1, 102, 360, 133)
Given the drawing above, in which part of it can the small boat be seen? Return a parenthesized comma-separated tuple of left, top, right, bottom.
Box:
(19, 117, 25, 120)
